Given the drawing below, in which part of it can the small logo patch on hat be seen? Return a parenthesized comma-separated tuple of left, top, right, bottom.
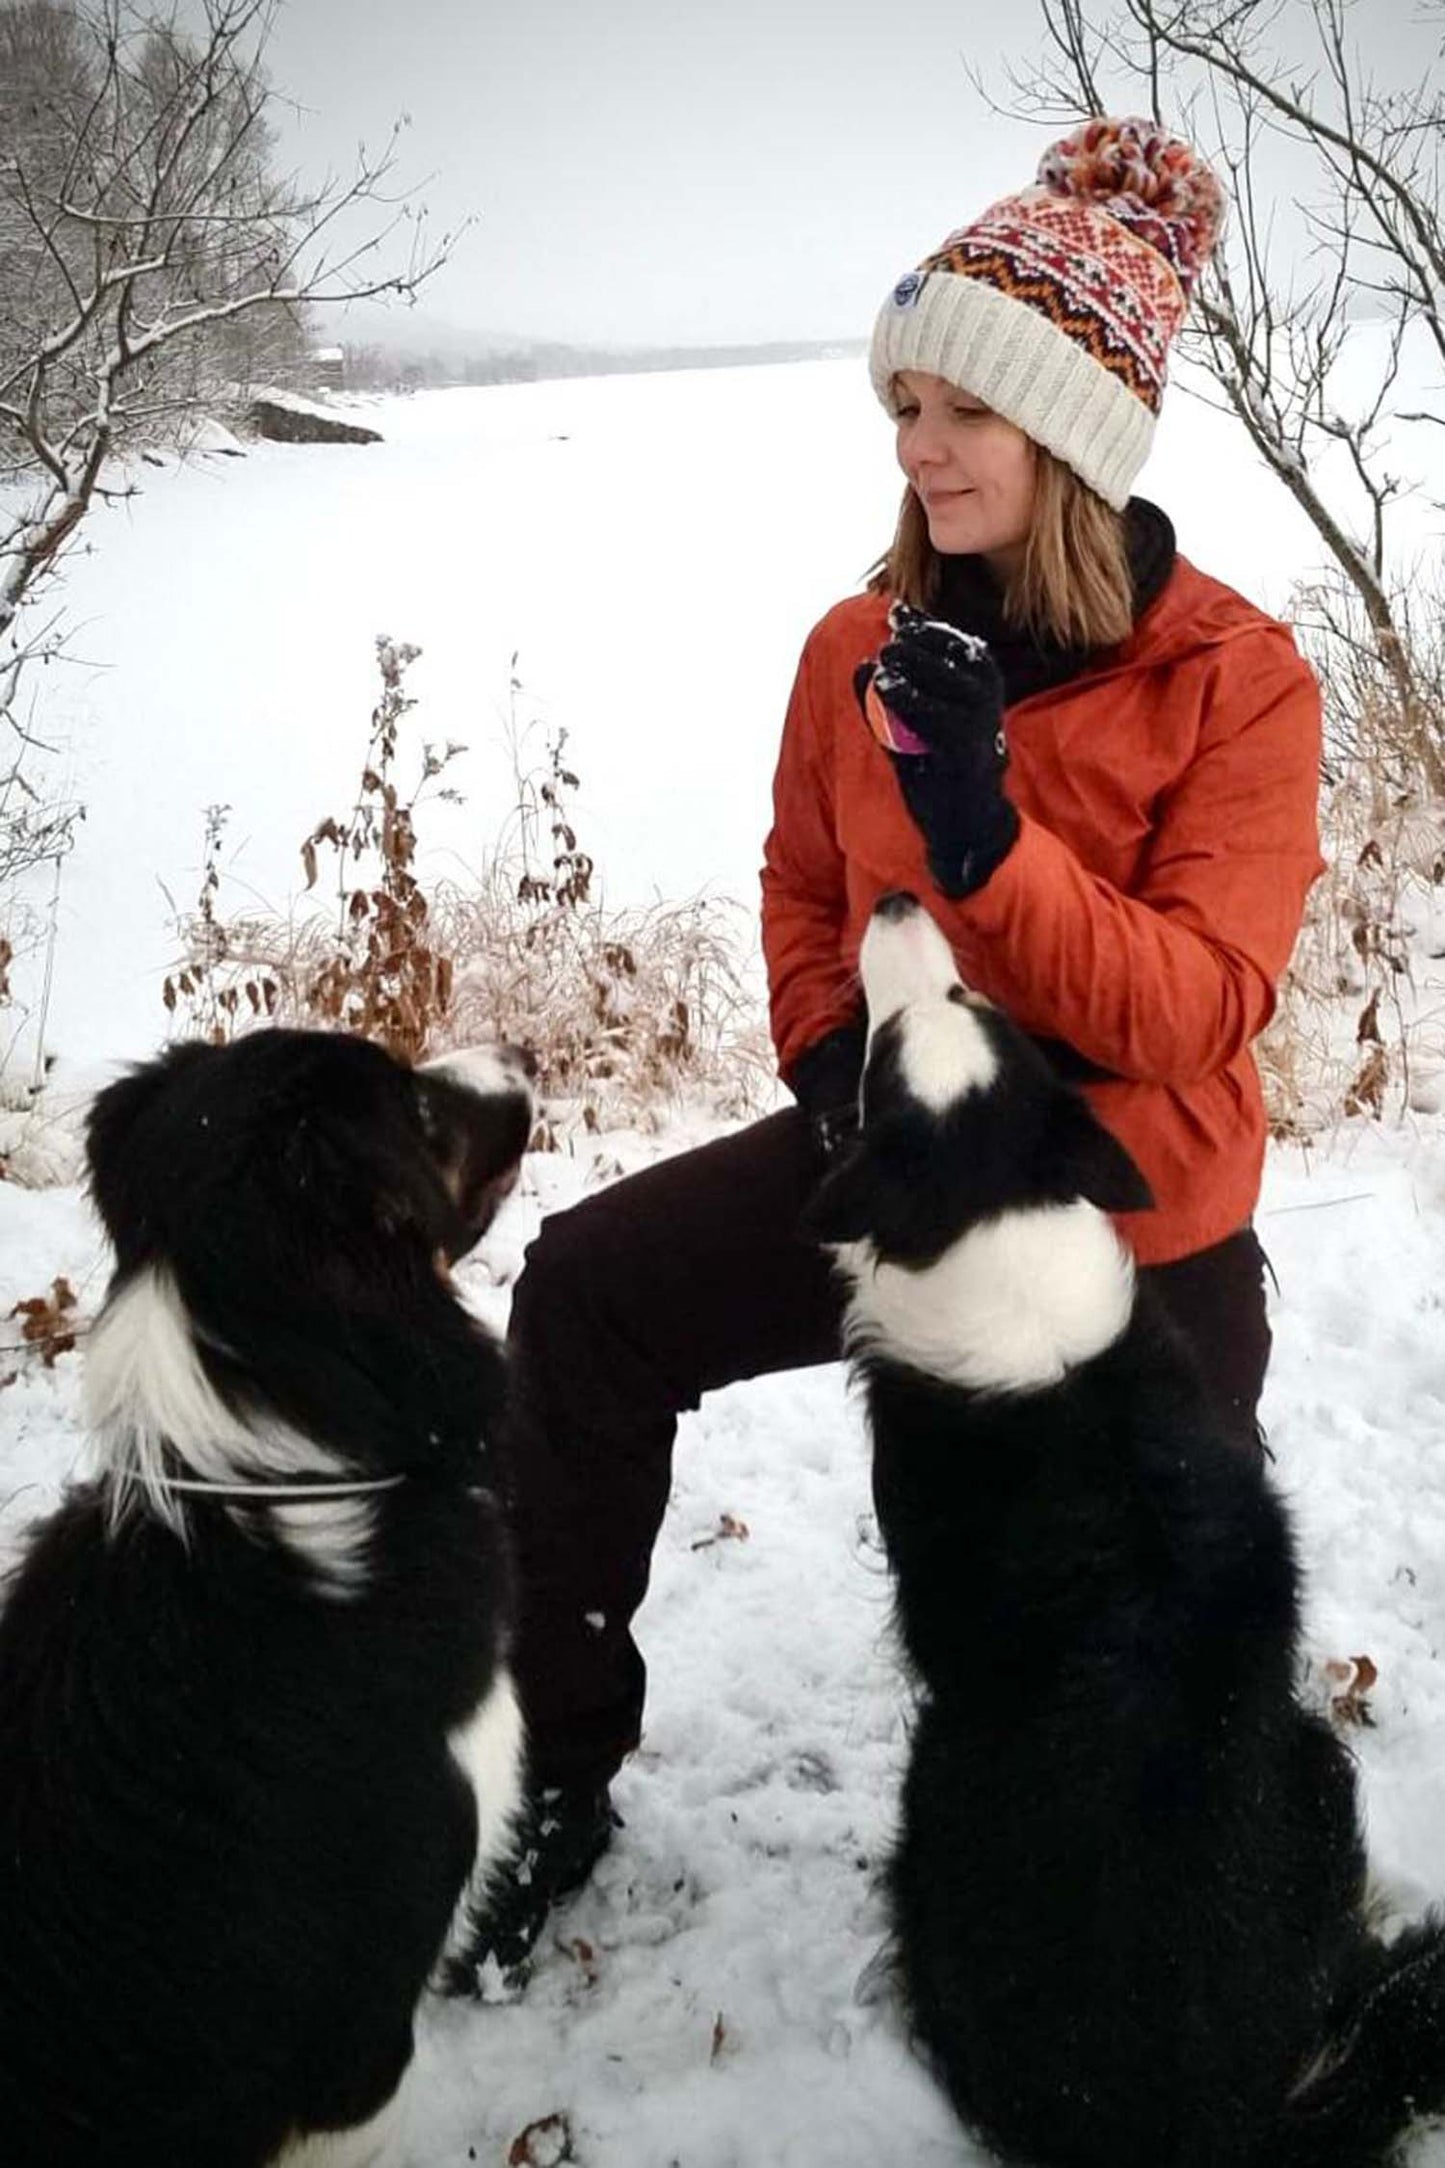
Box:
(891, 270, 927, 310)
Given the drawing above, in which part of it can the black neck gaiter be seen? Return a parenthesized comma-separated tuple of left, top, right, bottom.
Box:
(932, 497, 1177, 707)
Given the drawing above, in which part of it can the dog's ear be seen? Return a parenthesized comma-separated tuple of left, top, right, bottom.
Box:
(1049, 1093, 1154, 1214)
(798, 1145, 877, 1247)
(799, 1134, 940, 1255)
(86, 1043, 216, 1253)
(412, 1062, 532, 1258)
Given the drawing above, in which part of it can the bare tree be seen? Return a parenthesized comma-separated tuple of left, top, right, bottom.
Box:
(0, 0, 456, 896)
(1003, 0, 1444, 791)
(1, 0, 452, 635)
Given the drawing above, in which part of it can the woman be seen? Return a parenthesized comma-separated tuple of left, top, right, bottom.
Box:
(470, 117, 1324, 1979)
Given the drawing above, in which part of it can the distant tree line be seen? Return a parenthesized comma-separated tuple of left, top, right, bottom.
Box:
(339, 335, 864, 396)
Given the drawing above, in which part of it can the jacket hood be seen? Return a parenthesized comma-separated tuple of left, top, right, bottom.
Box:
(1083, 554, 1299, 690)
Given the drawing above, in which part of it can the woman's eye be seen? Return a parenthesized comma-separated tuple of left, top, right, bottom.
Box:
(895, 405, 919, 422)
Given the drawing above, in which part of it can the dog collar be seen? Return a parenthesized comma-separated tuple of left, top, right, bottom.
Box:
(130, 1472, 408, 1502)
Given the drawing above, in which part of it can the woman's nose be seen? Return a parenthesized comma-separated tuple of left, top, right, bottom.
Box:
(905, 413, 948, 465)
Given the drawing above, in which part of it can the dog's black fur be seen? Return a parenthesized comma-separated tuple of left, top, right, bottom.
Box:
(808, 893, 1445, 2168)
(0, 1028, 532, 2168)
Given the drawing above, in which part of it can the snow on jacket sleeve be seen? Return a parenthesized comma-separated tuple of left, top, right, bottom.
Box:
(942, 630, 1324, 1087)
(760, 627, 861, 1086)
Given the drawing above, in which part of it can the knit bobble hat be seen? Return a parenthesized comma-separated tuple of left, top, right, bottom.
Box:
(869, 117, 1227, 509)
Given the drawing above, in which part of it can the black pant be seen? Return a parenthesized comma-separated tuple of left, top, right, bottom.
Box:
(504, 1108, 1273, 1791)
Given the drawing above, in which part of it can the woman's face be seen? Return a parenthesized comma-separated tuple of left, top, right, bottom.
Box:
(893, 370, 1037, 568)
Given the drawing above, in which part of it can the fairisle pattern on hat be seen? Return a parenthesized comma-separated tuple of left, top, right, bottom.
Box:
(918, 197, 1184, 414)
(869, 116, 1226, 509)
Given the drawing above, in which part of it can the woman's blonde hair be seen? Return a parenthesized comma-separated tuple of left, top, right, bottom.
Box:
(869, 448, 1135, 651)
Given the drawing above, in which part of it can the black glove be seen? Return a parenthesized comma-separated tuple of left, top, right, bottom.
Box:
(855, 601, 1020, 899)
(788, 1019, 866, 1161)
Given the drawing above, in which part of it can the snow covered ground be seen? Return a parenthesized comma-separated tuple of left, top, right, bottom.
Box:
(2, 358, 1445, 2163)
(4, 1109, 1445, 2165)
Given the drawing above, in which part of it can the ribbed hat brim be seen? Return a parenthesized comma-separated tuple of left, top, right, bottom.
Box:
(869, 273, 1156, 510)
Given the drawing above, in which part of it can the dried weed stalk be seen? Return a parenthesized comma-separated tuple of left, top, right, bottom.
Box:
(299, 638, 463, 1063)
(1257, 597, 1444, 1135)
(162, 651, 770, 1137)
(162, 804, 277, 1044)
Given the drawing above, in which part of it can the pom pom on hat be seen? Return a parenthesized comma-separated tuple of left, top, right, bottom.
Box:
(1037, 116, 1226, 298)
(868, 114, 1229, 507)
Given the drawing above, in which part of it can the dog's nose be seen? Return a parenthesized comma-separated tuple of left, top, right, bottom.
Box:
(874, 890, 921, 923)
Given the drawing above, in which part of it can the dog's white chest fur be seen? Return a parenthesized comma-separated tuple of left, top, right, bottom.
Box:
(441, 1670, 525, 1963)
(839, 1199, 1135, 1394)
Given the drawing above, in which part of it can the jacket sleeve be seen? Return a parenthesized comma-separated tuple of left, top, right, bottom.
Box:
(760, 630, 860, 1083)
(939, 633, 1324, 1086)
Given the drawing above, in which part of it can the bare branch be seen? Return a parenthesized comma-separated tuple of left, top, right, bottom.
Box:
(0, 0, 453, 902)
(1008, 0, 1442, 775)
(0, 0, 451, 641)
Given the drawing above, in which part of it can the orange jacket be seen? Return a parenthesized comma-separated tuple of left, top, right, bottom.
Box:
(760, 559, 1324, 1265)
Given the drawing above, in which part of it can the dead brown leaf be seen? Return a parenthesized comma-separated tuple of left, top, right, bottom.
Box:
(690, 1511, 752, 1553)
(1324, 1653, 1379, 1727)
(9, 1276, 79, 1366)
(507, 2110, 575, 2166)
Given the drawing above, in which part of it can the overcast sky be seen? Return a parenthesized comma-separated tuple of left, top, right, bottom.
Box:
(260, 0, 1067, 349)
(258, 0, 1437, 353)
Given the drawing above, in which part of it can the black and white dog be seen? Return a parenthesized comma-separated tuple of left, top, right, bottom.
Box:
(0, 1028, 533, 2168)
(808, 892, 1445, 2168)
